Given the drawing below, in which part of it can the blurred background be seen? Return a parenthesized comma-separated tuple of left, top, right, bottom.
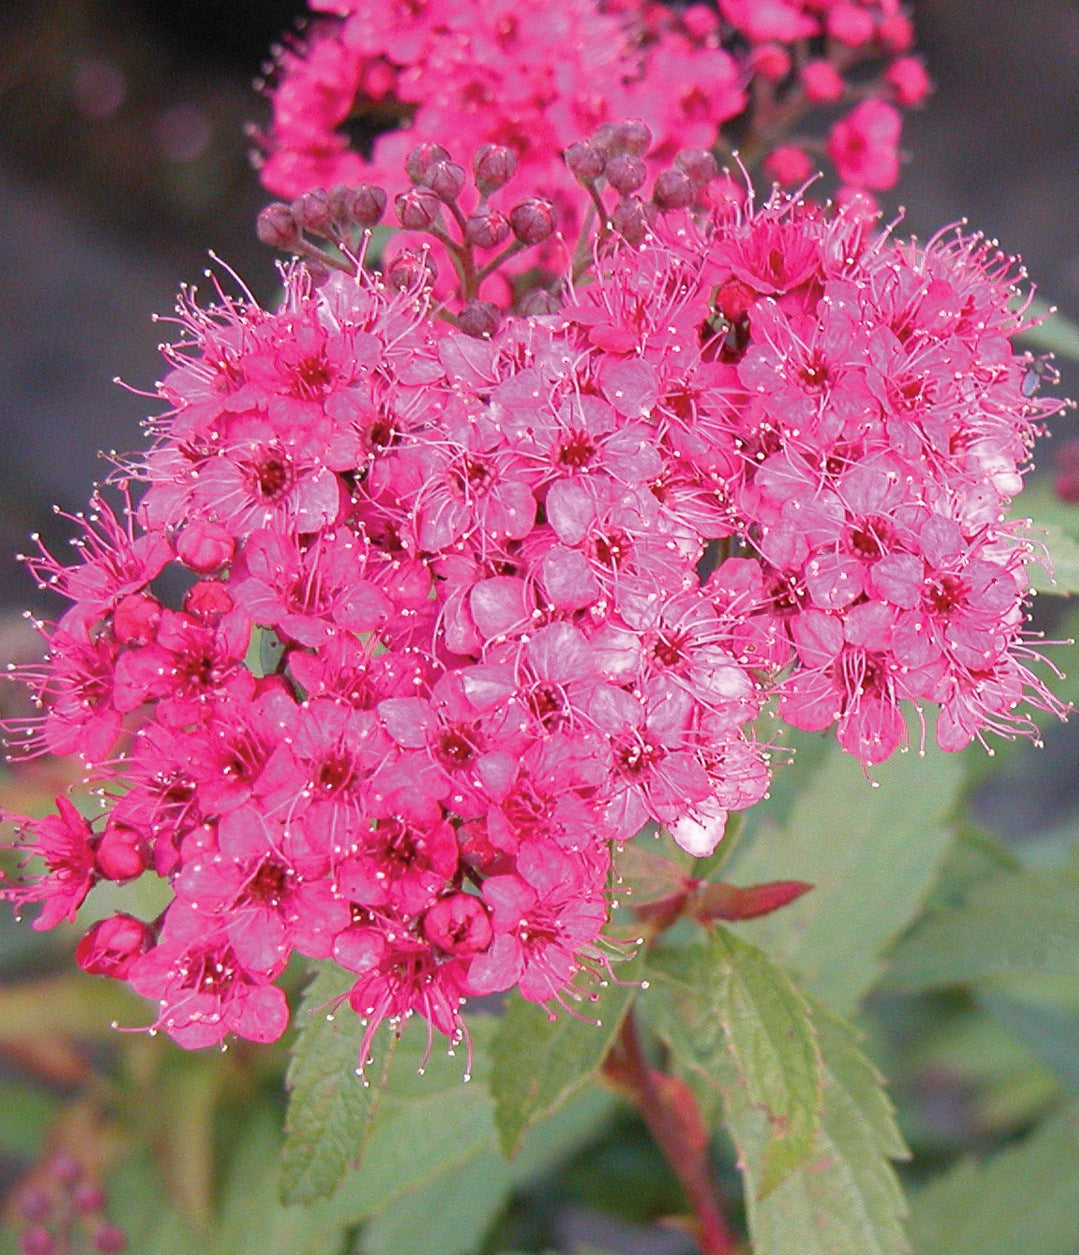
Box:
(0, 3, 1076, 1251)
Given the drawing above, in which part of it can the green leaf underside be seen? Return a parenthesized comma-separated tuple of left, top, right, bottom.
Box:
(648, 929, 822, 1197)
(1018, 481, 1079, 593)
(1020, 299, 1079, 362)
(885, 867, 1079, 989)
(725, 738, 964, 1014)
(305, 1012, 615, 1253)
(491, 949, 647, 1156)
(647, 932, 909, 1255)
(279, 962, 398, 1205)
(908, 1104, 1079, 1255)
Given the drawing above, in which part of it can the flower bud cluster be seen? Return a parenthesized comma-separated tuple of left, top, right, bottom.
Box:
(9, 1153, 126, 1255)
(256, 0, 926, 223)
(1, 144, 1062, 1064)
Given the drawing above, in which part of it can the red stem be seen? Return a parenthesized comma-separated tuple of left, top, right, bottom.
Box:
(610, 1010, 740, 1255)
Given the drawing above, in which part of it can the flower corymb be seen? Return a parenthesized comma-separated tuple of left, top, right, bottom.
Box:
(1, 133, 1063, 1064)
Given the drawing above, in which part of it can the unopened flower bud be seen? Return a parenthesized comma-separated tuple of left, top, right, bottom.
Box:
(749, 42, 791, 82)
(346, 184, 387, 227)
(611, 196, 656, 245)
(589, 122, 621, 155)
(464, 206, 510, 249)
(395, 186, 442, 231)
(405, 142, 451, 184)
(423, 893, 493, 955)
(565, 140, 607, 185)
(184, 580, 232, 621)
(424, 160, 466, 203)
(472, 143, 517, 194)
(518, 288, 562, 316)
(509, 198, 556, 244)
(19, 1227, 54, 1255)
(763, 145, 812, 187)
(176, 519, 234, 574)
(605, 153, 647, 195)
(92, 1224, 127, 1254)
(17, 1189, 52, 1224)
(256, 202, 299, 250)
(652, 167, 695, 212)
(49, 1155, 82, 1186)
(76, 914, 154, 979)
(674, 147, 718, 188)
(74, 1185, 106, 1213)
(614, 119, 652, 156)
(386, 248, 437, 291)
(802, 59, 844, 104)
(458, 300, 501, 339)
(112, 592, 160, 645)
(291, 188, 336, 235)
(95, 821, 148, 882)
(877, 12, 915, 53)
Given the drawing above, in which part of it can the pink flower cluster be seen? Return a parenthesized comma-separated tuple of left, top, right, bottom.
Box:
(257, 0, 926, 214)
(1, 140, 1061, 1061)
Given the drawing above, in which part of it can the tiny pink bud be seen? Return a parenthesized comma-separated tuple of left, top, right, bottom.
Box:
(49, 1155, 82, 1186)
(464, 206, 510, 249)
(652, 167, 695, 212)
(614, 119, 652, 156)
(346, 184, 387, 227)
(605, 153, 647, 195)
(674, 147, 718, 187)
(589, 122, 621, 155)
(565, 140, 607, 184)
(518, 288, 562, 315)
(424, 160, 466, 203)
(802, 60, 844, 104)
(290, 187, 336, 235)
(748, 42, 791, 82)
(183, 579, 232, 620)
(19, 1227, 54, 1255)
(763, 145, 813, 186)
(886, 57, 931, 106)
(423, 893, 493, 955)
(405, 141, 451, 184)
(74, 1184, 106, 1213)
(610, 196, 655, 245)
(256, 202, 300, 250)
(472, 143, 517, 194)
(92, 1224, 127, 1254)
(112, 592, 160, 645)
(509, 198, 556, 244)
(877, 12, 915, 53)
(94, 821, 148, 882)
(386, 248, 437, 291)
(176, 519, 234, 574)
(827, 2, 875, 46)
(458, 300, 501, 339)
(16, 1189, 52, 1224)
(396, 187, 442, 231)
(76, 914, 154, 978)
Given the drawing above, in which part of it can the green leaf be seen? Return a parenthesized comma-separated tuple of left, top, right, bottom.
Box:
(358, 1087, 613, 1255)
(1020, 298, 1079, 362)
(647, 939, 908, 1255)
(490, 951, 646, 1156)
(724, 738, 964, 1013)
(1015, 480, 1079, 593)
(280, 963, 398, 1205)
(979, 991, 1079, 1091)
(908, 1104, 1079, 1255)
(309, 1014, 613, 1255)
(648, 929, 822, 1196)
(885, 867, 1079, 989)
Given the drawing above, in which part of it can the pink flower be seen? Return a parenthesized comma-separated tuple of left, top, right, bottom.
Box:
(828, 100, 903, 191)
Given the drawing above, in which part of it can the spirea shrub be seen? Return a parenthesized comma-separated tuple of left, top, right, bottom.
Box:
(2, 5, 1075, 1254)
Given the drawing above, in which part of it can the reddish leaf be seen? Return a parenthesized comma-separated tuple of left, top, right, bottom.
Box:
(694, 880, 813, 923)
